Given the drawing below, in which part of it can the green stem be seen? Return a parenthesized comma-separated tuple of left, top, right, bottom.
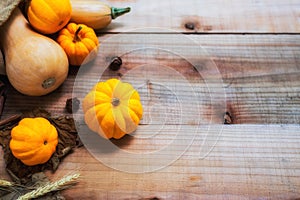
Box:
(73, 26, 83, 42)
(111, 7, 131, 19)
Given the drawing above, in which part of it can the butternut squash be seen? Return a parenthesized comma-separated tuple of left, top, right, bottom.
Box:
(70, 0, 130, 30)
(0, 8, 69, 96)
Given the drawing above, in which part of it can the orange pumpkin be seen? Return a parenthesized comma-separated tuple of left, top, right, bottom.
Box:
(9, 117, 58, 166)
(82, 79, 143, 139)
(27, 0, 72, 34)
(57, 22, 99, 66)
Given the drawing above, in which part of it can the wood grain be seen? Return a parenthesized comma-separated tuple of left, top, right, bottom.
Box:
(0, 33, 299, 199)
(1, 34, 299, 124)
(0, 0, 299, 68)
(21, 124, 300, 199)
(1, 125, 300, 199)
(100, 0, 300, 33)
(0, 1, 300, 199)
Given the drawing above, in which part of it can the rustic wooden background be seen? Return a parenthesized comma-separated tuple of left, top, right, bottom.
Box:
(1, 0, 300, 199)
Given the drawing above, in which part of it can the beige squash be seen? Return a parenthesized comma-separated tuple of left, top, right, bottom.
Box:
(0, 8, 69, 96)
(70, 0, 130, 30)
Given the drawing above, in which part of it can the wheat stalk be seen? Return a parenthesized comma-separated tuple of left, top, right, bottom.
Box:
(16, 173, 80, 200)
(0, 179, 13, 187)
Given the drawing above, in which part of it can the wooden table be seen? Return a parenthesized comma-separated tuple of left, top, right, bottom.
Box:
(1, 0, 300, 199)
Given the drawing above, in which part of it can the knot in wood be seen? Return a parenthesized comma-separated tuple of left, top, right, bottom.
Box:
(185, 22, 195, 30)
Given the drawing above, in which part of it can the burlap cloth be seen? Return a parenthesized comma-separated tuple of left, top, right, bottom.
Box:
(0, 0, 23, 27)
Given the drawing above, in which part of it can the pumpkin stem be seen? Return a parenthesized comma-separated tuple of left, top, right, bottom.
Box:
(111, 98, 120, 106)
(111, 7, 131, 19)
(73, 26, 83, 42)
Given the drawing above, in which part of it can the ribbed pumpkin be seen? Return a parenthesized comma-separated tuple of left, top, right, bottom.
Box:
(57, 22, 99, 66)
(27, 0, 72, 34)
(82, 79, 143, 139)
(9, 117, 58, 166)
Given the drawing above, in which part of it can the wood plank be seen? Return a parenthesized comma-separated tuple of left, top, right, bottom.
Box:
(0, 1, 299, 199)
(0, 34, 299, 124)
(0, 0, 299, 70)
(1, 124, 298, 199)
(100, 0, 300, 33)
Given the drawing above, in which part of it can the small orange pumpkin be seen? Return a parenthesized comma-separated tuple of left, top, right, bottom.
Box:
(9, 117, 58, 166)
(57, 22, 99, 66)
(27, 0, 72, 34)
(82, 79, 143, 139)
